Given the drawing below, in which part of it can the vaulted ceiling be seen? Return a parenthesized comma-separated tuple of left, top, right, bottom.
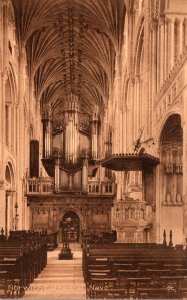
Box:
(12, 0, 125, 122)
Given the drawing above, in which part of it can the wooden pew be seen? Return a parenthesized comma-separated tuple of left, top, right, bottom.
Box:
(0, 244, 27, 297)
(83, 242, 187, 299)
(0, 230, 48, 298)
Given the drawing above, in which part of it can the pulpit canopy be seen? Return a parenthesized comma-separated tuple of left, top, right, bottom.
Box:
(101, 153, 160, 171)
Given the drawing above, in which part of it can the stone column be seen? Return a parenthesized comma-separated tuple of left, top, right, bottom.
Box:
(26, 201, 30, 230)
(54, 157, 60, 191)
(126, 78, 135, 151)
(0, 1, 8, 181)
(42, 106, 52, 158)
(6, 104, 11, 147)
(167, 19, 174, 72)
(151, 19, 158, 92)
(91, 112, 99, 159)
(118, 105, 123, 154)
(155, 151, 162, 244)
(0, 182, 5, 233)
(156, 22, 161, 89)
(82, 158, 88, 192)
(159, 19, 165, 86)
(5, 189, 13, 237)
(183, 19, 187, 49)
(178, 20, 183, 56)
(122, 105, 127, 153)
(183, 89, 187, 241)
(134, 76, 140, 138)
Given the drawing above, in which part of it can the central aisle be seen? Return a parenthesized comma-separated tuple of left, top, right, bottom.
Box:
(25, 243, 86, 299)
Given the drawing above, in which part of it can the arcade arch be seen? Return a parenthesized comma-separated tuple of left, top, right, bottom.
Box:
(157, 114, 183, 244)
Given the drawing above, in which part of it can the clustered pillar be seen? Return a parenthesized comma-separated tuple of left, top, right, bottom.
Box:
(54, 156, 60, 191)
(42, 105, 52, 158)
(91, 111, 99, 160)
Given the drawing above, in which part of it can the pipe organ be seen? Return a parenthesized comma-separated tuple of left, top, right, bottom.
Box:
(64, 94, 79, 163)
(41, 96, 102, 192)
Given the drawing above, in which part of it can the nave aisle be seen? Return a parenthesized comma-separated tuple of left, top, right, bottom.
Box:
(25, 243, 86, 299)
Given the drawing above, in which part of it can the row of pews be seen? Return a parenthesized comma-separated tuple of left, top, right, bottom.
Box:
(81, 230, 117, 245)
(82, 242, 187, 299)
(0, 229, 47, 298)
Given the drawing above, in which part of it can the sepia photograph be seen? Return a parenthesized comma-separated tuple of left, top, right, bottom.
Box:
(0, 0, 187, 299)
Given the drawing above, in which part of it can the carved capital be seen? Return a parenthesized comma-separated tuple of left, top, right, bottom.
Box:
(165, 17, 172, 25)
(158, 16, 165, 26)
(150, 18, 158, 30)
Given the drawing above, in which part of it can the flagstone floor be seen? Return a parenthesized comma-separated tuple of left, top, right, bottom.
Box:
(25, 243, 86, 299)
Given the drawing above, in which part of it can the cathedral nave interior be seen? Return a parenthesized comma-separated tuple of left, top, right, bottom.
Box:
(0, 0, 187, 298)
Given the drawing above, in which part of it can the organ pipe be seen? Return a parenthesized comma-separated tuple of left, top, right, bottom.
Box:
(64, 94, 79, 163)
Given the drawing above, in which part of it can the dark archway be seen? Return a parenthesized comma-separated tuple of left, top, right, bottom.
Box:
(159, 114, 183, 244)
(61, 211, 80, 243)
(160, 114, 183, 206)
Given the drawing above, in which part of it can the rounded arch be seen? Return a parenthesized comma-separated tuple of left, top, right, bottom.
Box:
(61, 210, 80, 242)
(62, 210, 80, 219)
(156, 113, 183, 244)
(5, 160, 15, 190)
(62, 208, 82, 223)
(160, 114, 182, 145)
(155, 108, 182, 147)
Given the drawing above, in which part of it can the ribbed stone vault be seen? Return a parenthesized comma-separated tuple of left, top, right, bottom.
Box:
(12, 0, 126, 126)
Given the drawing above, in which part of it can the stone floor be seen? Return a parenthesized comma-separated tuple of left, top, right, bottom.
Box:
(25, 243, 86, 299)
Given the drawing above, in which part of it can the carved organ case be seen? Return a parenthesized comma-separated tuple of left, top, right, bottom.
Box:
(42, 95, 100, 192)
